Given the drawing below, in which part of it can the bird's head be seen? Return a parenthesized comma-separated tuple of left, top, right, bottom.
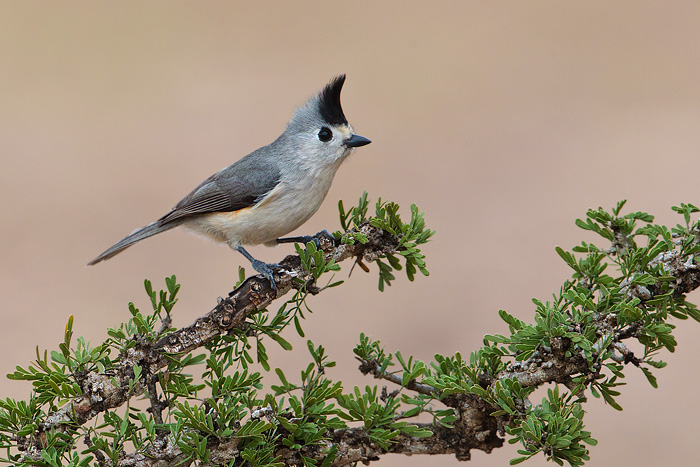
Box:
(285, 75, 371, 165)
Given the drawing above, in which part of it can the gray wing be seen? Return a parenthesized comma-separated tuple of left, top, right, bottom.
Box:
(158, 153, 281, 224)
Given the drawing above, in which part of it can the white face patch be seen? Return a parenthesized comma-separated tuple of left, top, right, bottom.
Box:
(337, 124, 353, 139)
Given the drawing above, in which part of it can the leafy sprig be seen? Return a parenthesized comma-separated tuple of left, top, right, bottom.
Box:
(2, 199, 699, 467)
(337, 192, 435, 290)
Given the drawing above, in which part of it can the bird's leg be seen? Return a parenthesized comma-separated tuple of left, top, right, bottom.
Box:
(235, 246, 281, 292)
(275, 229, 337, 249)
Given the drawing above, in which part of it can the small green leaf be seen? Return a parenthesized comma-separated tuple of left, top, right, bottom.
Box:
(269, 333, 293, 351)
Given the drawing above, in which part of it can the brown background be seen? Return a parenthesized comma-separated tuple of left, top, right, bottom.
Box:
(2, 2, 700, 466)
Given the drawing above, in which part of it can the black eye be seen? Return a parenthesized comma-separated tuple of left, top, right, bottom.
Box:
(318, 127, 333, 142)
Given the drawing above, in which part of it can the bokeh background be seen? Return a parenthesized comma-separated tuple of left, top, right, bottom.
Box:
(2, 2, 700, 466)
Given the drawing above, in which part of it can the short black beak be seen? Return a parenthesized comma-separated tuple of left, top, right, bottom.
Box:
(344, 134, 372, 148)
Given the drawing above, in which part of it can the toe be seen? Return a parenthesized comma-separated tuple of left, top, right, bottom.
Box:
(251, 260, 279, 291)
(316, 229, 338, 247)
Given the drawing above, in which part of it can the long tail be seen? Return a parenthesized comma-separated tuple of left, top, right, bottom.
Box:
(88, 220, 181, 265)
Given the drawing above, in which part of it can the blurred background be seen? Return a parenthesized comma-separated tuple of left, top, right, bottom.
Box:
(2, 2, 700, 466)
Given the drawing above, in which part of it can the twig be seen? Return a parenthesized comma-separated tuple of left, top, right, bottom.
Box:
(358, 357, 437, 396)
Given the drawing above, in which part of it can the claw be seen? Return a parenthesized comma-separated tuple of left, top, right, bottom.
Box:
(251, 260, 280, 292)
(315, 229, 338, 248)
(235, 246, 281, 292)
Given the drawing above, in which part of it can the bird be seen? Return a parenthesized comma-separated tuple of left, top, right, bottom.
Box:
(88, 75, 371, 290)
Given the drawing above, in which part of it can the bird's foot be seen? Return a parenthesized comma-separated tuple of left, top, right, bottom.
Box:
(235, 245, 283, 292)
(250, 260, 282, 292)
(313, 229, 338, 248)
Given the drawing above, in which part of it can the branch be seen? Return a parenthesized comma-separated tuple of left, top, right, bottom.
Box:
(31, 241, 700, 466)
(14, 202, 700, 467)
(358, 357, 438, 396)
(114, 403, 502, 467)
(35, 223, 399, 436)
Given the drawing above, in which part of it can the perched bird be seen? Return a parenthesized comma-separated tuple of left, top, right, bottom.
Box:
(88, 75, 371, 289)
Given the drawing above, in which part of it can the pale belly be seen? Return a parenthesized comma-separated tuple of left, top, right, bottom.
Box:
(182, 181, 329, 247)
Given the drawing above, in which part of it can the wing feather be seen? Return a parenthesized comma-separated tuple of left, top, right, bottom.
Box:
(158, 153, 281, 224)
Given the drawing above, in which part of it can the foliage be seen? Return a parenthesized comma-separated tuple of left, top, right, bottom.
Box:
(1, 198, 699, 467)
(337, 192, 435, 290)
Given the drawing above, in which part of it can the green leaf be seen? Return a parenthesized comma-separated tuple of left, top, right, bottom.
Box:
(269, 333, 293, 351)
(641, 367, 658, 389)
(511, 454, 535, 465)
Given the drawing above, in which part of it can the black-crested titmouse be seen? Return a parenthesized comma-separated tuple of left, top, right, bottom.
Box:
(88, 75, 371, 288)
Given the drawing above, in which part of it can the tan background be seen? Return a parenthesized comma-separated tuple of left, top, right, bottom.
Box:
(2, 2, 700, 466)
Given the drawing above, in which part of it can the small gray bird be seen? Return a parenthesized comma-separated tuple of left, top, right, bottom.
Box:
(88, 75, 371, 288)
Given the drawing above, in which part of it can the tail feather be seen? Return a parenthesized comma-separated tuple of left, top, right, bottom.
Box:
(88, 221, 180, 265)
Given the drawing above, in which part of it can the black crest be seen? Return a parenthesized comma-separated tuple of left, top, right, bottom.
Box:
(318, 75, 348, 126)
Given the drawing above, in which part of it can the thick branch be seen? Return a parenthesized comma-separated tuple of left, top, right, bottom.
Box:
(116, 405, 503, 467)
